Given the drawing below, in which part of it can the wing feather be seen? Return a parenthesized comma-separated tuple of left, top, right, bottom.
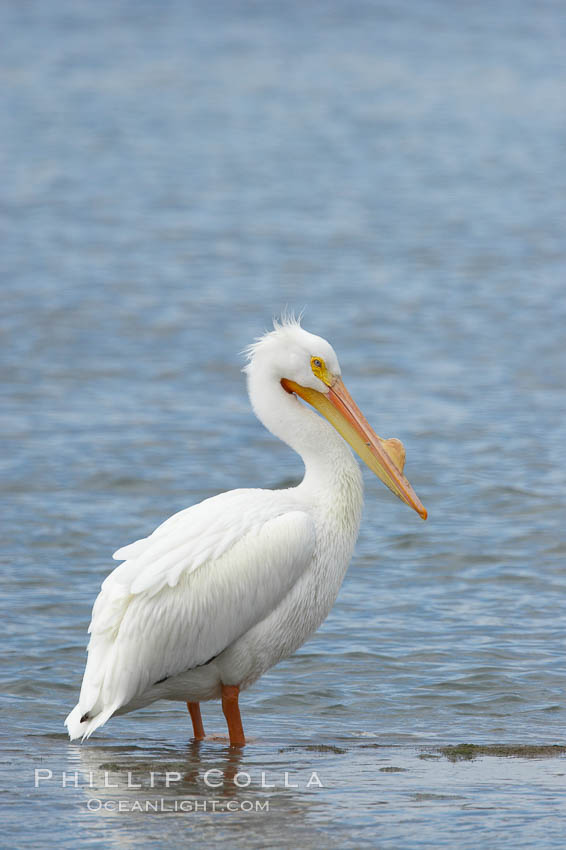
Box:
(74, 491, 315, 725)
(108, 489, 284, 596)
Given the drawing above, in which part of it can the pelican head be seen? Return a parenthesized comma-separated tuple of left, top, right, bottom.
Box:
(245, 318, 427, 520)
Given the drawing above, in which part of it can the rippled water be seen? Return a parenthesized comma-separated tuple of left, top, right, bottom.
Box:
(2, 0, 566, 846)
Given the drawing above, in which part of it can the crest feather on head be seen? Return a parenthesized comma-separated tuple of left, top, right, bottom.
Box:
(242, 311, 304, 369)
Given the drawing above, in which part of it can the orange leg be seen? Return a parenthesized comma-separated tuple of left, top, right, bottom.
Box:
(186, 701, 205, 741)
(221, 684, 245, 746)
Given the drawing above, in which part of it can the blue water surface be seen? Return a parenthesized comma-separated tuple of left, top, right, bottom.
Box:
(1, 1, 566, 847)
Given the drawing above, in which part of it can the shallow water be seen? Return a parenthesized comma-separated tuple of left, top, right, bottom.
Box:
(2, 0, 566, 846)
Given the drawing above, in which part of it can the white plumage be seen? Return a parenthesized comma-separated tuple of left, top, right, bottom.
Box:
(66, 317, 425, 743)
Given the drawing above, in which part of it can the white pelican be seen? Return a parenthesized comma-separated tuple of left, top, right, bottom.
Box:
(65, 317, 426, 745)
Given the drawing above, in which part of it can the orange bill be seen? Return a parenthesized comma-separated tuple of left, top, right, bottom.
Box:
(281, 376, 427, 520)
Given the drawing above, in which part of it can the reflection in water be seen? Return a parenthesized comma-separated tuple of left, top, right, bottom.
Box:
(69, 740, 248, 805)
(62, 738, 334, 847)
(67, 738, 324, 811)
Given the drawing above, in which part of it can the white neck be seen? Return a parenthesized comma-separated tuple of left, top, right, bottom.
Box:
(246, 367, 364, 505)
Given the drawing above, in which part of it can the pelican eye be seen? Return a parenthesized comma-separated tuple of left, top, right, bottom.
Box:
(311, 356, 330, 384)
